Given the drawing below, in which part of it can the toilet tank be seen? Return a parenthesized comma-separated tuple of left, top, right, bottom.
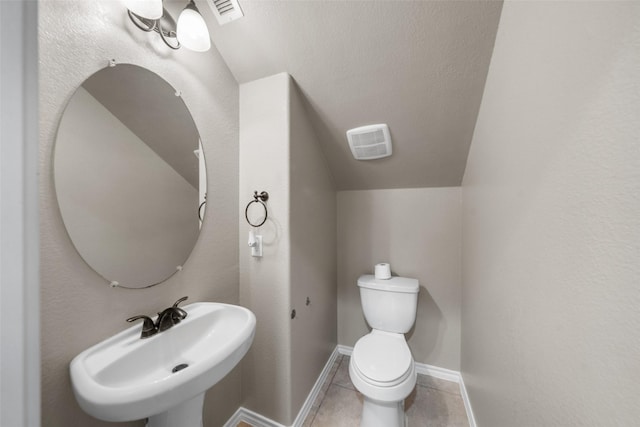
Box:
(358, 275, 419, 334)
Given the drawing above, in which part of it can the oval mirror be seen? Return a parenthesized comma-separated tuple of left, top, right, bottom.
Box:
(54, 64, 206, 288)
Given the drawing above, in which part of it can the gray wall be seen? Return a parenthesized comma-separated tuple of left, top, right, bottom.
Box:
(239, 73, 337, 425)
(0, 1, 40, 425)
(239, 73, 292, 423)
(39, 1, 239, 426)
(461, 1, 640, 425)
(337, 188, 462, 370)
(289, 79, 337, 418)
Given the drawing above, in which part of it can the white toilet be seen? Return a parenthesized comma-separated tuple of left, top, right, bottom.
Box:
(349, 274, 419, 427)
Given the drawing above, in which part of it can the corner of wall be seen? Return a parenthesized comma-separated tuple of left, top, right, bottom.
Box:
(239, 72, 338, 425)
(288, 77, 338, 423)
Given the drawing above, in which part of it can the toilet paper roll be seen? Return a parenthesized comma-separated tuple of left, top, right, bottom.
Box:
(374, 263, 391, 280)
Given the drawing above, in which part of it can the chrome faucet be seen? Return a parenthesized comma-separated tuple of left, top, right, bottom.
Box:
(127, 296, 189, 339)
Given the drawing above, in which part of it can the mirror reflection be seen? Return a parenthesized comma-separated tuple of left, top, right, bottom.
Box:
(54, 64, 206, 288)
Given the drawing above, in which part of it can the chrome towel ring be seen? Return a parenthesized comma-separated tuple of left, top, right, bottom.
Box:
(245, 191, 269, 227)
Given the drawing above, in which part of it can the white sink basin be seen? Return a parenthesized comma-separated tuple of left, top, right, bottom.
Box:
(70, 302, 256, 426)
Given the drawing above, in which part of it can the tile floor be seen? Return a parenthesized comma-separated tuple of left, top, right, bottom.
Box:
(237, 354, 470, 427)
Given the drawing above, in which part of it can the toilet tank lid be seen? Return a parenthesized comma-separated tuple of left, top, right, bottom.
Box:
(357, 275, 419, 293)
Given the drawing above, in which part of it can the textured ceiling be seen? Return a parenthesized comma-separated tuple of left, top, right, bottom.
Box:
(201, 0, 503, 190)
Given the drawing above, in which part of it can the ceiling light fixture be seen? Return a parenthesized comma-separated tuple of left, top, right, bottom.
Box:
(176, 1, 211, 52)
(126, 0, 211, 52)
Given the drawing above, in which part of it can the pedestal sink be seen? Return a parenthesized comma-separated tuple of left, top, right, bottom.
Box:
(70, 302, 256, 427)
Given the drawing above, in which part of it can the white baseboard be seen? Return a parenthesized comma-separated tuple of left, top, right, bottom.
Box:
(414, 362, 461, 383)
(338, 344, 476, 427)
(223, 406, 286, 427)
(336, 344, 352, 356)
(224, 345, 476, 427)
(224, 346, 340, 427)
(458, 374, 477, 427)
(291, 346, 340, 426)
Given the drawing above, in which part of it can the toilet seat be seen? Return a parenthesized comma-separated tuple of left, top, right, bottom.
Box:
(352, 331, 412, 387)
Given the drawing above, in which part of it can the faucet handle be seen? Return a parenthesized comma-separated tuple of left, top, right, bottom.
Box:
(126, 315, 158, 339)
(172, 296, 188, 321)
(173, 296, 188, 308)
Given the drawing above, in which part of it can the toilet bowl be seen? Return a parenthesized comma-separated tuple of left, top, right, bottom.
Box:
(349, 331, 416, 427)
(348, 275, 419, 427)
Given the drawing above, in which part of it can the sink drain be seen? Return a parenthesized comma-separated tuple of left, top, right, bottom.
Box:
(172, 363, 189, 373)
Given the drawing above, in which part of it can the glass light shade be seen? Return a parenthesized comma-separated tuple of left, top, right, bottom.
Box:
(177, 2, 211, 52)
(125, 0, 163, 20)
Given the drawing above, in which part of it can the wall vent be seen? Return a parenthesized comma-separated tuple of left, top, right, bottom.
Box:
(207, 0, 244, 25)
(346, 124, 393, 160)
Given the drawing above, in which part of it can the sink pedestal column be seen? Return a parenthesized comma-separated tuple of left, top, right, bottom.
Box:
(147, 393, 205, 427)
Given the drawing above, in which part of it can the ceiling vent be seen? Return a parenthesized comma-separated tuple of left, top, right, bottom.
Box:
(346, 124, 393, 160)
(207, 0, 244, 25)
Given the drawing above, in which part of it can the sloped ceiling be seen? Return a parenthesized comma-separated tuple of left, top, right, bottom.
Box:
(83, 64, 200, 189)
(201, 0, 503, 190)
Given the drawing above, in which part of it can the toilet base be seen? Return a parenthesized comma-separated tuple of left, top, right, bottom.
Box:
(360, 396, 406, 427)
